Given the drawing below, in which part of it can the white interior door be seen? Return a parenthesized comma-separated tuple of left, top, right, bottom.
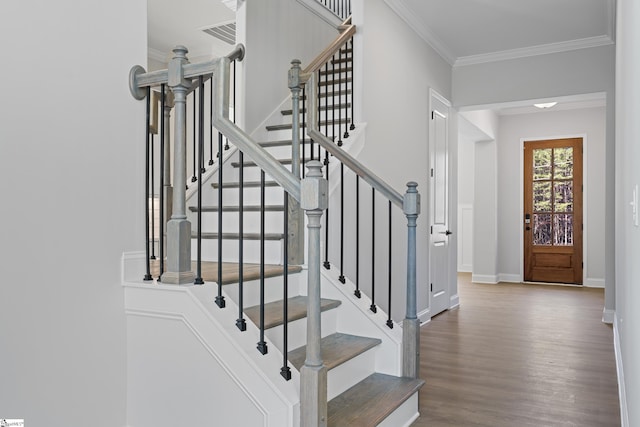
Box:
(429, 93, 451, 317)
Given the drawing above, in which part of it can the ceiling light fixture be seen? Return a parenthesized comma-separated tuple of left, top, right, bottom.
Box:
(533, 102, 558, 109)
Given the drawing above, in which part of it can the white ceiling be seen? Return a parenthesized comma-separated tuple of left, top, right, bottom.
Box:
(385, 0, 615, 66)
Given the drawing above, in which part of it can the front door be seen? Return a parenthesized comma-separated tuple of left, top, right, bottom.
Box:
(523, 138, 583, 284)
(429, 93, 450, 316)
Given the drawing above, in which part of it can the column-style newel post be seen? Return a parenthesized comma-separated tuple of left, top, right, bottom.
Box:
(402, 181, 420, 378)
(163, 89, 175, 229)
(300, 160, 328, 427)
(162, 46, 195, 285)
(288, 59, 305, 265)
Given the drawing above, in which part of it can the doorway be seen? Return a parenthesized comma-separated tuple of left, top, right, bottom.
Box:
(523, 138, 583, 284)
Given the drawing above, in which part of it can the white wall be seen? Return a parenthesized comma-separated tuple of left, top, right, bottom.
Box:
(615, 0, 640, 424)
(238, 0, 339, 133)
(496, 107, 607, 285)
(0, 1, 146, 426)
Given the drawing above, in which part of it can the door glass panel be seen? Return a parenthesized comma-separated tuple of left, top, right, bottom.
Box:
(554, 147, 574, 179)
(554, 214, 574, 245)
(554, 181, 573, 212)
(533, 181, 552, 212)
(533, 148, 552, 180)
(533, 214, 552, 245)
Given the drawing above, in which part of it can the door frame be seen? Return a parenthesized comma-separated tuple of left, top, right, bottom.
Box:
(519, 134, 588, 284)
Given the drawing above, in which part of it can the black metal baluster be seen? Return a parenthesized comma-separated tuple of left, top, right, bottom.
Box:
(150, 133, 156, 260)
(236, 151, 246, 331)
(338, 162, 345, 283)
(191, 91, 197, 183)
(332, 54, 337, 145)
(195, 76, 205, 285)
(257, 170, 268, 355)
(354, 175, 361, 298)
(350, 37, 355, 131)
(342, 42, 350, 140)
(144, 87, 153, 281)
(281, 191, 291, 380)
(370, 188, 377, 313)
(386, 201, 393, 328)
(209, 79, 214, 166)
(159, 84, 166, 281)
(215, 131, 225, 308)
(302, 86, 307, 178)
(323, 150, 330, 270)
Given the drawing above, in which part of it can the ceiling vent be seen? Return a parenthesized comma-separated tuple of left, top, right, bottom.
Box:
(202, 22, 236, 45)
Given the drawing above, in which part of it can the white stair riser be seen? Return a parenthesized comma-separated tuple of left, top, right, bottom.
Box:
(327, 349, 377, 401)
(378, 393, 420, 427)
(265, 309, 338, 355)
(192, 238, 283, 264)
(191, 210, 285, 234)
(224, 273, 302, 308)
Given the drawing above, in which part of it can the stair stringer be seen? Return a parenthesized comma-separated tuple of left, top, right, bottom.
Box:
(296, 266, 403, 377)
(124, 281, 300, 427)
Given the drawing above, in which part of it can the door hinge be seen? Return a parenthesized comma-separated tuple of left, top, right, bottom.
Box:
(430, 225, 433, 234)
(430, 168, 434, 177)
(430, 283, 433, 292)
(431, 111, 434, 120)
(582, 261, 584, 269)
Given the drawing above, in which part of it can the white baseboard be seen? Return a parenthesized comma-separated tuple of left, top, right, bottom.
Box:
(449, 294, 460, 309)
(471, 274, 498, 284)
(418, 307, 431, 325)
(584, 277, 605, 288)
(122, 251, 147, 284)
(457, 265, 472, 273)
(602, 308, 615, 324)
(498, 274, 521, 283)
(614, 315, 629, 427)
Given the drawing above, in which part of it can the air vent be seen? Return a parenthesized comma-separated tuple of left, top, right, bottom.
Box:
(202, 22, 236, 45)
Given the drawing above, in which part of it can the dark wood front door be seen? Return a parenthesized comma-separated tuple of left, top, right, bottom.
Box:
(524, 138, 583, 284)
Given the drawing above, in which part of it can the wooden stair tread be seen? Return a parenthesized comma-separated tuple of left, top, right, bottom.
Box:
(319, 67, 353, 76)
(188, 205, 284, 212)
(288, 333, 381, 371)
(327, 373, 425, 427)
(319, 77, 352, 86)
(194, 232, 284, 240)
(149, 260, 302, 285)
(232, 158, 312, 167)
(266, 118, 351, 131)
(211, 181, 279, 189)
(245, 296, 341, 330)
(258, 139, 312, 147)
(281, 104, 351, 116)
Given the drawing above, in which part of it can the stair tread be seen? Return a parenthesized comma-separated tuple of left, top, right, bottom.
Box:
(319, 67, 353, 76)
(232, 158, 312, 167)
(189, 205, 284, 212)
(245, 296, 341, 330)
(195, 232, 284, 240)
(288, 332, 381, 371)
(281, 104, 351, 116)
(327, 373, 425, 427)
(258, 139, 312, 147)
(149, 260, 302, 285)
(267, 118, 351, 131)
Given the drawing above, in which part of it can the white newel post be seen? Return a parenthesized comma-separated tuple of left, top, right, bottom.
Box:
(300, 161, 328, 427)
(162, 46, 195, 285)
(402, 182, 420, 378)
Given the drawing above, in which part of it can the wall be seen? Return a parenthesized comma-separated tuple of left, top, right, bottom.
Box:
(345, 0, 453, 321)
(238, 0, 339, 133)
(496, 107, 607, 285)
(0, 1, 146, 426)
(615, 0, 640, 424)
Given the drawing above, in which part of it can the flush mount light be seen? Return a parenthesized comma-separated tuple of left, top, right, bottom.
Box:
(533, 102, 558, 109)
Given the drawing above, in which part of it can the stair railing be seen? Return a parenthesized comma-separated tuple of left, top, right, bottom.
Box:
(314, 0, 352, 20)
(290, 20, 422, 380)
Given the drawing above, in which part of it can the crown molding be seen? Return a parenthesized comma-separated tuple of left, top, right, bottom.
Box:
(383, 0, 456, 65)
(454, 35, 614, 67)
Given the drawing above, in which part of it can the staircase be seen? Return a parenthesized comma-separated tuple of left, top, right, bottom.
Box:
(126, 10, 423, 427)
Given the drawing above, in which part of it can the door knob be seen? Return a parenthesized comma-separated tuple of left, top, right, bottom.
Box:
(441, 230, 452, 235)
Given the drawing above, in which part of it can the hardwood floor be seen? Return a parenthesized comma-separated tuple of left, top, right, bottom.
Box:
(413, 273, 620, 427)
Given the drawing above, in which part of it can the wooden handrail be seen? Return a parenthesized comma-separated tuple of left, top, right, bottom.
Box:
(301, 16, 354, 83)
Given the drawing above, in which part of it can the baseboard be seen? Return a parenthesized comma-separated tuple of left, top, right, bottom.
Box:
(602, 308, 615, 324)
(584, 277, 605, 288)
(471, 274, 498, 284)
(449, 294, 460, 309)
(122, 251, 147, 284)
(457, 265, 472, 273)
(614, 314, 630, 427)
(498, 273, 521, 283)
(417, 307, 431, 325)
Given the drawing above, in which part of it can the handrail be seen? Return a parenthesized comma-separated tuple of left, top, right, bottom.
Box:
(306, 71, 404, 208)
(301, 16, 354, 83)
(212, 56, 301, 202)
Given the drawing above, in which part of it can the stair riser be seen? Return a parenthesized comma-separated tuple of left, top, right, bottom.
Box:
(265, 309, 338, 355)
(224, 273, 302, 308)
(191, 238, 283, 264)
(211, 186, 287, 205)
(327, 350, 377, 401)
(191, 211, 285, 234)
(377, 393, 420, 427)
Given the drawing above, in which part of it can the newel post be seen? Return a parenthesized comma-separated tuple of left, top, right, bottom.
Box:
(287, 59, 305, 265)
(300, 161, 328, 427)
(162, 46, 195, 285)
(402, 182, 420, 378)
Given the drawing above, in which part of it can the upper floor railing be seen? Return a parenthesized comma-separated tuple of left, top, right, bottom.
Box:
(315, 0, 352, 20)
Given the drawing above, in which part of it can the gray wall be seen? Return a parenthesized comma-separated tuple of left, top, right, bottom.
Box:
(615, 0, 640, 424)
(0, 0, 146, 425)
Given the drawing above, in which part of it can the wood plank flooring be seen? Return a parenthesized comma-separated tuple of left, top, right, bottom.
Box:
(413, 273, 620, 427)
